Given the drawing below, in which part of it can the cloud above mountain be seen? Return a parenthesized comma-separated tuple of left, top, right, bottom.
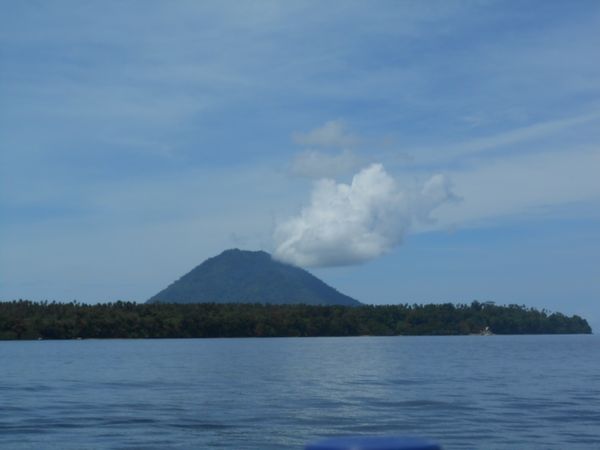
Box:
(289, 120, 364, 178)
(292, 119, 359, 148)
(290, 148, 363, 178)
(274, 163, 454, 267)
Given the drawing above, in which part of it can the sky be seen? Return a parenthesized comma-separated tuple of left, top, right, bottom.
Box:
(1, 1, 599, 329)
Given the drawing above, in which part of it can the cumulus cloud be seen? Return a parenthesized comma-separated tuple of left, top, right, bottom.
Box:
(273, 163, 454, 267)
(290, 149, 363, 178)
(292, 119, 359, 148)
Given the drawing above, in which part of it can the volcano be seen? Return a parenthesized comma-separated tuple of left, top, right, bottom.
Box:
(147, 249, 361, 306)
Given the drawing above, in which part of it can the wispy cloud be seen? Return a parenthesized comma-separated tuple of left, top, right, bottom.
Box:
(430, 146, 600, 229)
(288, 120, 368, 178)
(412, 111, 600, 166)
(292, 120, 359, 148)
(289, 148, 363, 179)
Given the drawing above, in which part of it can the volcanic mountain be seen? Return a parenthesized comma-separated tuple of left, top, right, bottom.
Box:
(147, 249, 361, 306)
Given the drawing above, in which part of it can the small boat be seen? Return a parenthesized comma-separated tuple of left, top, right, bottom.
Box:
(480, 326, 493, 336)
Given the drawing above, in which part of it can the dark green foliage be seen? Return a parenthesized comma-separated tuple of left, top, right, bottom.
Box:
(0, 300, 591, 340)
(147, 249, 361, 306)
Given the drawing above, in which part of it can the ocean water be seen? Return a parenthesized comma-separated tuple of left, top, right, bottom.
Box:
(0, 335, 599, 450)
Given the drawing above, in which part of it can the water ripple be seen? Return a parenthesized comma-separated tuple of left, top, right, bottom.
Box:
(1, 335, 599, 449)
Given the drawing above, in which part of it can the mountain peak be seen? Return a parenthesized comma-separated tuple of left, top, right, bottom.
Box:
(218, 248, 271, 258)
(148, 249, 361, 306)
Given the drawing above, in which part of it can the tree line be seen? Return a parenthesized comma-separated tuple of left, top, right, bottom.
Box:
(0, 300, 591, 340)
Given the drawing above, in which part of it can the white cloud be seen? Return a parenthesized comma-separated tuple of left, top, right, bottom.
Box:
(289, 149, 363, 178)
(273, 163, 454, 267)
(292, 120, 359, 148)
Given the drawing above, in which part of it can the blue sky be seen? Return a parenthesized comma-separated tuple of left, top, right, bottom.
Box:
(1, 1, 599, 328)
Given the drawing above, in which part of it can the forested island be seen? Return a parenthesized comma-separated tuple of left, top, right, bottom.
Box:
(0, 300, 591, 340)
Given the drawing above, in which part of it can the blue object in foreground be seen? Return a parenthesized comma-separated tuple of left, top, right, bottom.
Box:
(305, 436, 442, 450)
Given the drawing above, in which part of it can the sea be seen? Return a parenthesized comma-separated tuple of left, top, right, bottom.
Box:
(1, 335, 599, 450)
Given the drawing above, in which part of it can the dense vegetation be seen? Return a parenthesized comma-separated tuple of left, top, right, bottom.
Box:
(0, 300, 591, 340)
(148, 249, 360, 306)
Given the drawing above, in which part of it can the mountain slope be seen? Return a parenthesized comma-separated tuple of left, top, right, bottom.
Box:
(147, 249, 361, 306)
